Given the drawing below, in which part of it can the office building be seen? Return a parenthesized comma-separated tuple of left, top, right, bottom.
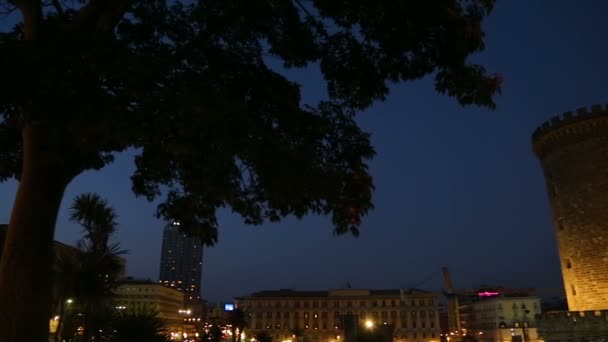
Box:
(158, 222, 203, 301)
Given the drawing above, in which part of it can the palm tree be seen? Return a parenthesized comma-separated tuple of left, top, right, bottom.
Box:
(70, 193, 118, 255)
(53, 193, 126, 341)
(110, 311, 170, 342)
(228, 308, 248, 342)
(75, 243, 126, 341)
(255, 332, 273, 342)
(206, 324, 224, 342)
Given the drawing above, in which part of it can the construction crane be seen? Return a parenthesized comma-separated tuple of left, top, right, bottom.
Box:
(442, 267, 461, 335)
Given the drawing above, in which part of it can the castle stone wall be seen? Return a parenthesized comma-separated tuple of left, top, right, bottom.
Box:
(532, 104, 608, 312)
(537, 310, 608, 342)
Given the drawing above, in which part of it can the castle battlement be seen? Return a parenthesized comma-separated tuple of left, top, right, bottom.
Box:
(540, 310, 608, 321)
(532, 104, 608, 158)
(532, 103, 608, 341)
(537, 311, 608, 341)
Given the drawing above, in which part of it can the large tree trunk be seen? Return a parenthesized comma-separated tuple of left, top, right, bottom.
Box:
(0, 125, 73, 341)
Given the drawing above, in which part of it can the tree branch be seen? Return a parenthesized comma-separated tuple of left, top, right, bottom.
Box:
(293, 0, 315, 21)
(73, 0, 104, 27)
(73, 0, 132, 33)
(9, 0, 42, 40)
(5, 0, 26, 7)
(292, 0, 327, 37)
(51, 0, 64, 18)
(0, 1, 17, 16)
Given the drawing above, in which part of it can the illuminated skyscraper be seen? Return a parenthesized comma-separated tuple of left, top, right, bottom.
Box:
(158, 222, 203, 301)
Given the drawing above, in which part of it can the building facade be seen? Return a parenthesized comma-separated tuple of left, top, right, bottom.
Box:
(159, 221, 204, 302)
(461, 295, 542, 342)
(114, 279, 191, 334)
(235, 288, 440, 342)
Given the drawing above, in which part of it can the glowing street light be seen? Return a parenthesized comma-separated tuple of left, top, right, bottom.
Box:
(66, 299, 73, 304)
(364, 320, 374, 329)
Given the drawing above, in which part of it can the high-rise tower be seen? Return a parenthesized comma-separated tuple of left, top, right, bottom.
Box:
(532, 104, 608, 311)
(159, 222, 203, 301)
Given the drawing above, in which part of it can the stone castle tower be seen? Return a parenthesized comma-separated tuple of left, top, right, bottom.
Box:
(532, 104, 608, 311)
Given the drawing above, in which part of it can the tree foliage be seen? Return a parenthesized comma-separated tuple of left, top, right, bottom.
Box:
(70, 193, 118, 253)
(53, 193, 126, 341)
(110, 312, 170, 342)
(256, 331, 273, 342)
(0, 0, 499, 243)
(228, 307, 248, 342)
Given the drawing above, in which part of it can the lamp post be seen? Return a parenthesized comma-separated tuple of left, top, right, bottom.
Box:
(522, 310, 530, 342)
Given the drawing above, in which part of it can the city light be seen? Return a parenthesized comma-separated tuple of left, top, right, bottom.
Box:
(364, 320, 374, 329)
(66, 299, 73, 304)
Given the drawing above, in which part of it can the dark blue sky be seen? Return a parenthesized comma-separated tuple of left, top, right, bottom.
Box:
(1, 1, 607, 302)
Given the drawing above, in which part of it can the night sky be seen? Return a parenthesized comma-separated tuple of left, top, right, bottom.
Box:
(1, 1, 607, 302)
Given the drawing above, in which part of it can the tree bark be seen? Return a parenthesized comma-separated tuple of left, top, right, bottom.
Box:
(0, 125, 73, 341)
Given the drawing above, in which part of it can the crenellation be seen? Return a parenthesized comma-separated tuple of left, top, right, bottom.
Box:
(538, 310, 608, 340)
(532, 105, 608, 159)
(531, 104, 608, 143)
(540, 310, 608, 320)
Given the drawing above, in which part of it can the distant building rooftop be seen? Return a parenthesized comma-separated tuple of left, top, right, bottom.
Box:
(119, 277, 159, 285)
(1, 224, 77, 255)
(238, 288, 432, 299)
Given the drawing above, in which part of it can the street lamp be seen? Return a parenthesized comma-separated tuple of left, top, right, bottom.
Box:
(364, 320, 374, 330)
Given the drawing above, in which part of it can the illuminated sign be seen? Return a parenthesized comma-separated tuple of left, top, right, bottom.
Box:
(477, 291, 500, 297)
(225, 304, 235, 311)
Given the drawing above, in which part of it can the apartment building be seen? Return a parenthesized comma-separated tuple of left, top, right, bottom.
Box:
(114, 278, 191, 333)
(236, 288, 440, 342)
